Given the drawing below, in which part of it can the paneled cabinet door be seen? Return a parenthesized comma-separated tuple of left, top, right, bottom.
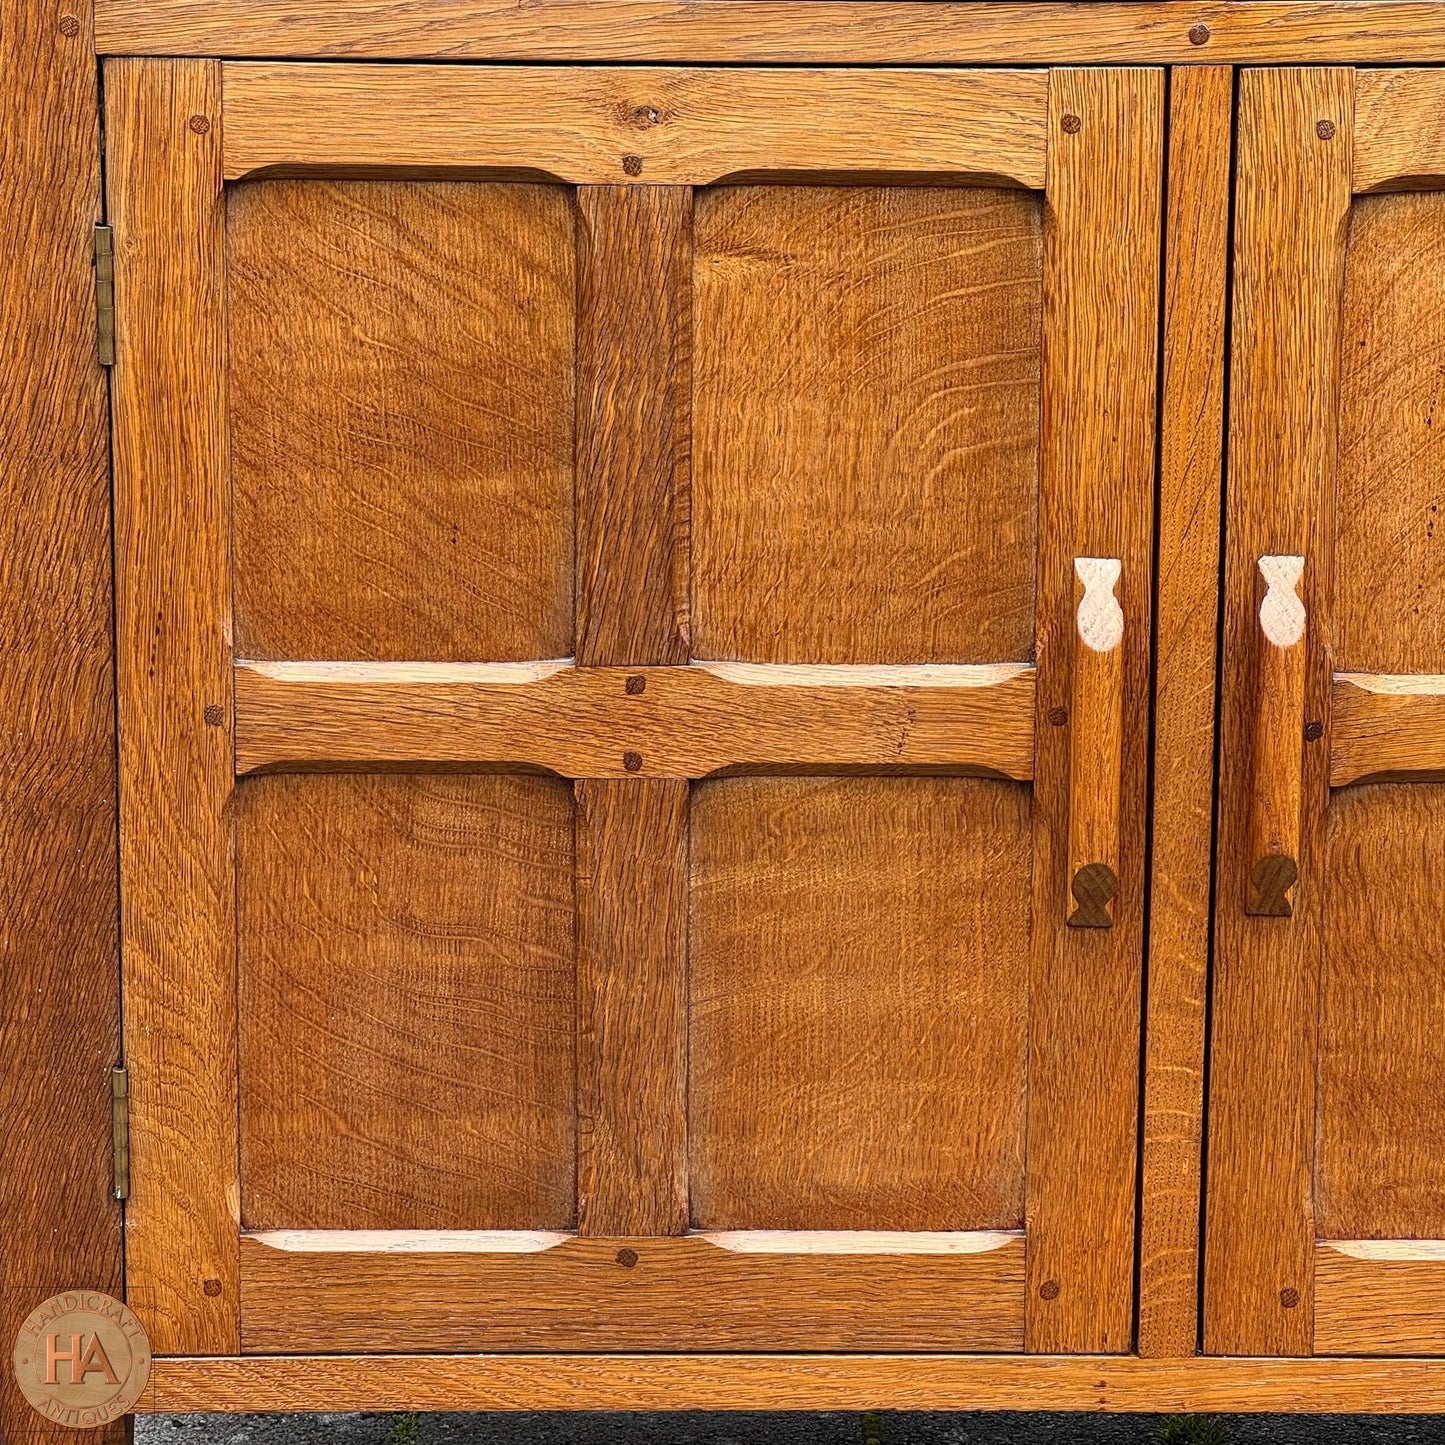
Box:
(107, 59, 1161, 1359)
(1209, 67, 1445, 1357)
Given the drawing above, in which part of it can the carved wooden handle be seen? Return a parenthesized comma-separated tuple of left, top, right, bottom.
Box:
(1067, 558, 1124, 929)
(1246, 554, 1306, 917)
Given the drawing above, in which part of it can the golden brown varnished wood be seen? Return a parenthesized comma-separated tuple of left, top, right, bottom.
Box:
(577, 187, 690, 667)
(1317, 786, 1445, 1240)
(1337, 190, 1445, 675)
(1352, 69, 1445, 193)
(107, 56, 239, 1355)
(1330, 674, 1445, 785)
(221, 64, 1049, 188)
(95, 2, 1445, 66)
(1138, 62, 1231, 1360)
(1026, 67, 1162, 1354)
(576, 780, 688, 1236)
(689, 777, 1031, 1233)
(237, 774, 577, 1232)
(229, 179, 575, 662)
(1315, 1242, 1445, 1354)
(238, 1230, 1026, 1352)
(233, 660, 1038, 780)
(0, 0, 121, 1440)
(1206, 66, 1353, 1358)
(691, 184, 1042, 665)
(141, 1351, 1445, 1415)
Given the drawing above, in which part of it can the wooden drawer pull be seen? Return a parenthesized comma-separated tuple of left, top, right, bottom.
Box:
(1067, 557, 1124, 929)
(1246, 554, 1306, 917)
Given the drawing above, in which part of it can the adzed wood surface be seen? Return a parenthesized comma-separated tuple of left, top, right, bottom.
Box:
(238, 1230, 1026, 1352)
(233, 660, 1038, 779)
(691, 184, 1042, 665)
(237, 774, 577, 1232)
(107, 56, 240, 1356)
(0, 0, 121, 1439)
(229, 179, 575, 661)
(221, 64, 1049, 188)
(688, 777, 1031, 1233)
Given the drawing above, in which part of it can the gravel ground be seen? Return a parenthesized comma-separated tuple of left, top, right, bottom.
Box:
(135, 1411, 1445, 1445)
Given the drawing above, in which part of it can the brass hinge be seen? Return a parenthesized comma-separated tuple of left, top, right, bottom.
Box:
(111, 1065, 129, 1200)
(94, 224, 114, 366)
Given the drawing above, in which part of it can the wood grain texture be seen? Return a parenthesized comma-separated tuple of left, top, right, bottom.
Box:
(1353, 69, 1445, 192)
(139, 1350, 1445, 1415)
(1138, 63, 1231, 1360)
(0, 0, 121, 1441)
(1337, 190, 1445, 674)
(238, 1230, 1026, 1352)
(692, 184, 1042, 665)
(1026, 67, 1162, 1354)
(689, 777, 1031, 1233)
(577, 187, 690, 667)
(107, 57, 239, 1355)
(95, 2, 1445, 66)
(229, 179, 574, 662)
(1315, 1242, 1445, 1354)
(576, 780, 688, 1236)
(237, 774, 577, 1232)
(1331, 673, 1445, 785)
(221, 64, 1049, 188)
(1317, 787, 1445, 1240)
(1205, 67, 1352, 1358)
(234, 660, 1038, 780)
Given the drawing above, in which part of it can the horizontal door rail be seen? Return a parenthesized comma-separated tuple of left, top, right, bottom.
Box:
(1315, 1239, 1445, 1354)
(221, 63, 1048, 187)
(1354, 69, 1445, 193)
(1330, 672, 1445, 786)
(233, 659, 1037, 780)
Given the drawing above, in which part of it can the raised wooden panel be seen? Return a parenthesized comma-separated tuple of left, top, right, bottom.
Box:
(691, 185, 1042, 664)
(229, 179, 575, 661)
(237, 773, 577, 1231)
(688, 776, 1031, 1232)
(1318, 786, 1445, 1241)
(1338, 191, 1445, 675)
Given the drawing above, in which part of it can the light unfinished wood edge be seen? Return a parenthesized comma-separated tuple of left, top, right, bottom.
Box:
(1330, 672, 1445, 786)
(141, 1352, 1445, 1414)
(1354, 69, 1445, 194)
(232, 659, 1037, 780)
(94, 2, 1445, 65)
(220, 63, 1048, 188)
(1315, 1239, 1445, 1354)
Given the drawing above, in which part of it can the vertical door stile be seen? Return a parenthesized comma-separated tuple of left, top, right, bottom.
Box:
(574, 184, 692, 1237)
(107, 56, 239, 1354)
(1028, 66, 1163, 1354)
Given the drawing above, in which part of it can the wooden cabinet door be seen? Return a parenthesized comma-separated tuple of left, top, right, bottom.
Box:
(106, 58, 1161, 1359)
(1209, 67, 1445, 1358)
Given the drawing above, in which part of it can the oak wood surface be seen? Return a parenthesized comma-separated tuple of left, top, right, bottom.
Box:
(1337, 190, 1445, 674)
(1352, 69, 1445, 193)
(221, 64, 1049, 188)
(1026, 67, 1162, 1354)
(142, 1351, 1445, 1415)
(95, 2, 1445, 65)
(577, 187, 690, 667)
(233, 660, 1038, 780)
(0, 0, 121, 1440)
(107, 56, 240, 1356)
(229, 179, 575, 662)
(576, 780, 689, 1236)
(238, 1230, 1026, 1352)
(1137, 62, 1231, 1360)
(1317, 786, 1445, 1240)
(691, 184, 1042, 665)
(237, 774, 577, 1232)
(1205, 66, 1352, 1357)
(1315, 1242, 1445, 1354)
(688, 777, 1031, 1233)
(1330, 673, 1445, 785)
